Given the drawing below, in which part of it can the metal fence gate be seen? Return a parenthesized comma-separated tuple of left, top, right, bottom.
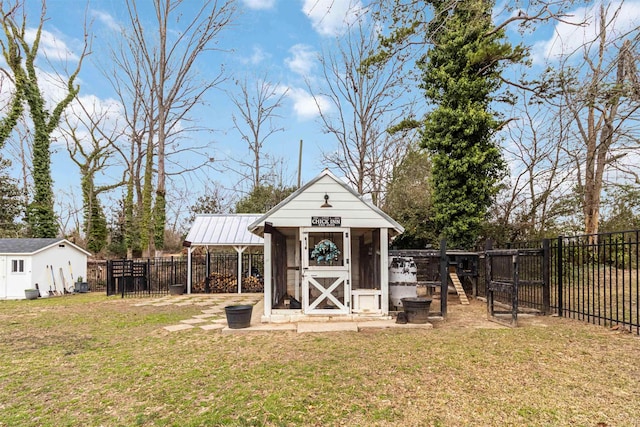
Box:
(106, 259, 151, 297)
(485, 246, 550, 326)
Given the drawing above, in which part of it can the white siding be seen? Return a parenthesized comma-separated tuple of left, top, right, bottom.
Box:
(264, 176, 392, 229)
(33, 245, 87, 295)
(0, 256, 7, 298)
(0, 245, 88, 299)
(3, 256, 31, 299)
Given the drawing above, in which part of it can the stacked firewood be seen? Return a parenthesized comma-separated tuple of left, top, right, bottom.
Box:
(241, 275, 264, 292)
(192, 273, 264, 293)
(192, 272, 237, 293)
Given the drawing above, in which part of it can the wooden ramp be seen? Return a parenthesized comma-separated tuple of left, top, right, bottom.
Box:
(449, 271, 469, 305)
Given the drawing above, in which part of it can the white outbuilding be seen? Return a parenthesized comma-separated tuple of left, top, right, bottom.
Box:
(0, 238, 90, 299)
(248, 169, 404, 322)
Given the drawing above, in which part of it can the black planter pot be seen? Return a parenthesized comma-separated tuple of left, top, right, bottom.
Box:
(401, 297, 432, 324)
(225, 305, 253, 329)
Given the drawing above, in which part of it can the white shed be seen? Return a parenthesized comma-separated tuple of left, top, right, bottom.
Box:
(0, 238, 91, 299)
(249, 169, 404, 321)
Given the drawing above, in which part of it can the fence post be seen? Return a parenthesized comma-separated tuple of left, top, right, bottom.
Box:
(542, 239, 551, 315)
(557, 236, 563, 317)
(106, 260, 113, 296)
(121, 260, 126, 298)
(512, 251, 519, 326)
(440, 239, 448, 318)
(147, 258, 152, 295)
(485, 240, 492, 318)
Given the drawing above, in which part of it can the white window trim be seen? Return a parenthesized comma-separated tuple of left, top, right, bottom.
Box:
(11, 259, 25, 274)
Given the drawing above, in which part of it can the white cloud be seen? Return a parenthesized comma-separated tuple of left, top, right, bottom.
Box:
(92, 10, 120, 32)
(531, 1, 640, 64)
(52, 94, 125, 149)
(25, 28, 78, 62)
(239, 46, 270, 65)
(242, 0, 276, 10)
(286, 86, 330, 120)
(285, 44, 317, 76)
(301, 0, 365, 37)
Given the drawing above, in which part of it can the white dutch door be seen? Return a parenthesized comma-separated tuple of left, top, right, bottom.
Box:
(301, 228, 351, 315)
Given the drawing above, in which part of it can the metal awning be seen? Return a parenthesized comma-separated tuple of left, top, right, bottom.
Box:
(183, 214, 263, 295)
(185, 214, 263, 247)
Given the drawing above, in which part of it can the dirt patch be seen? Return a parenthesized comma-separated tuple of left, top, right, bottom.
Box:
(432, 296, 559, 330)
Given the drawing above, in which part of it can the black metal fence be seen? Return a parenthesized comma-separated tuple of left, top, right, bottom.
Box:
(551, 231, 639, 334)
(480, 230, 640, 334)
(105, 253, 264, 297)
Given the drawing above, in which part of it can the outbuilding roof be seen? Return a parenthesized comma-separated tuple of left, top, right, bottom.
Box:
(248, 169, 404, 236)
(185, 214, 264, 247)
(0, 238, 91, 256)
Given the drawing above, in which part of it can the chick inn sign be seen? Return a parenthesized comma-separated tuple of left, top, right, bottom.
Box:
(311, 216, 341, 227)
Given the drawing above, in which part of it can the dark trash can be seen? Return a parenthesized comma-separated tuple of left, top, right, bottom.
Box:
(225, 305, 253, 329)
(401, 297, 432, 324)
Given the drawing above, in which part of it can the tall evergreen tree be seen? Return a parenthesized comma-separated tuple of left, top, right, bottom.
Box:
(419, 0, 524, 249)
(384, 147, 436, 249)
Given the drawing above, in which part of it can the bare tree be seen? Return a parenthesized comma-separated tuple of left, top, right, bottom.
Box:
(228, 75, 288, 190)
(312, 14, 417, 206)
(495, 91, 574, 239)
(0, 0, 89, 237)
(60, 98, 127, 253)
(0, 1, 24, 149)
(543, 3, 640, 237)
(103, 0, 237, 257)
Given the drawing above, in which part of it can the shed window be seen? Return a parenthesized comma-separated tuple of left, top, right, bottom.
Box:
(11, 259, 24, 273)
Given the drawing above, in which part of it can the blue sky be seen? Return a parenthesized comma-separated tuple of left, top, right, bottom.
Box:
(34, 0, 368, 196)
(5, 0, 640, 232)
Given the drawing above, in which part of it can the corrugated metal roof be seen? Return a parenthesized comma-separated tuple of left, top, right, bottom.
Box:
(185, 214, 264, 246)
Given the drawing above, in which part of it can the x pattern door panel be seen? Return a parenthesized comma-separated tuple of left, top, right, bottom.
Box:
(302, 229, 350, 315)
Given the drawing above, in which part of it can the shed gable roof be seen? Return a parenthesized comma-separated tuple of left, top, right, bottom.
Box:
(249, 170, 404, 235)
(0, 238, 91, 256)
(185, 214, 264, 246)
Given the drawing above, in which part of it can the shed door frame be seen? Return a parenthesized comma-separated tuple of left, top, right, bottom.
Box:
(301, 227, 351, 315)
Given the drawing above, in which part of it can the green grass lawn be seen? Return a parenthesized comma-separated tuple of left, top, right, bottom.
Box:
(1, 294, 639, 426)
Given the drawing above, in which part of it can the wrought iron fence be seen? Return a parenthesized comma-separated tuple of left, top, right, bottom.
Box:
(105, 252, 264, 297)
(484, 230, 640, 334)
(551, 231, 640, 334)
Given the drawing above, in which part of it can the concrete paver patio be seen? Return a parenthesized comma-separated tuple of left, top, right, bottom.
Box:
(148, 293, 436, 334)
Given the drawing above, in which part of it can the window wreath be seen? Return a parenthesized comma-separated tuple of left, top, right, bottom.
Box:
(310, 239, 341, 265)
